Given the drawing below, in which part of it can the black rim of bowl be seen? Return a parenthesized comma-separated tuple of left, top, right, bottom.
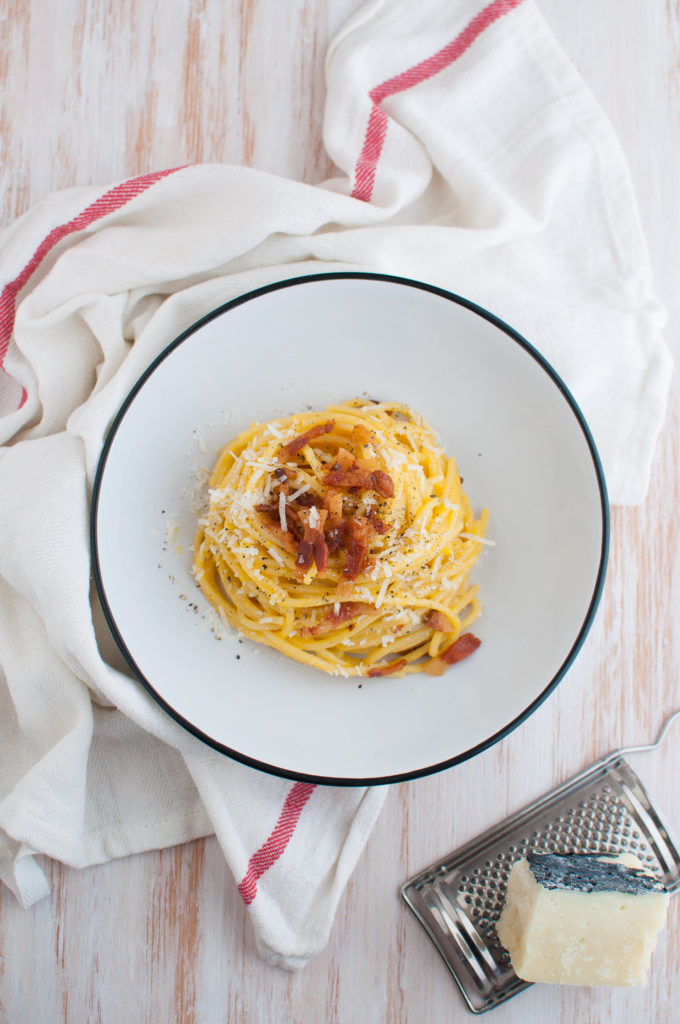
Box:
(91, 272, 611, 787)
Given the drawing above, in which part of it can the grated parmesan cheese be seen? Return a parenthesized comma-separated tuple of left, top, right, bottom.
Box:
(244, 458, 282, 472)
(375, 579, 390, 609)
(460, 532, 496, 546)
(279, 491, 288, 532)
(288, 482, 311, 503)
(267, 545, 284, 565)
(308, 505, 321, 529)
(359, 495, 377, 517)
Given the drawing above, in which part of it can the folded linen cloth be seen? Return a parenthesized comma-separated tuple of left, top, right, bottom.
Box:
(0, 0, 671, 968)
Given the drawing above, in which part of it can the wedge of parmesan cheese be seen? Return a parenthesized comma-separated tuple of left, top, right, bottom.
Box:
(496, 852, 669, 987)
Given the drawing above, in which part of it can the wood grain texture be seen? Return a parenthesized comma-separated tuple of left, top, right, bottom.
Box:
(1, 0, 680, 1021)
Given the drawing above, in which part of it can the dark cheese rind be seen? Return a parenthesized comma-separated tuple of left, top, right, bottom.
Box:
(527, 853, 666, 895)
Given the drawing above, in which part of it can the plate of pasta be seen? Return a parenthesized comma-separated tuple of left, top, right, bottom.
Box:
(91, 273, 609, 784)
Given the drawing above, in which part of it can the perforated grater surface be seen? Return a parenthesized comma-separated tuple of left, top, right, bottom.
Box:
(401, 712, 680, 1014)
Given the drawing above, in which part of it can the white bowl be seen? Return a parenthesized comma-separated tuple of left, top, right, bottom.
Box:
(91, 274, 609, 785)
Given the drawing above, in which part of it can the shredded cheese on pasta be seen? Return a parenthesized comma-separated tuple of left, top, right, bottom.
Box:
(193, 398, 489, 677)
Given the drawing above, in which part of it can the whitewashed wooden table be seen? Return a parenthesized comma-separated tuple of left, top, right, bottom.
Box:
(2, 1, 680, 1021)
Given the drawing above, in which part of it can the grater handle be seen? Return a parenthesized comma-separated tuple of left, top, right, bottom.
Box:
(609, 708, 680, 759)
(608, 708, 680, 897)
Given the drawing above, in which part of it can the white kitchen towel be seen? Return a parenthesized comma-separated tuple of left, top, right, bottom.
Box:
(0, 0, 671, 969)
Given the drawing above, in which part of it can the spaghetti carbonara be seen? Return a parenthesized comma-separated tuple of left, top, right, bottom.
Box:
(193, 399, 489, 678)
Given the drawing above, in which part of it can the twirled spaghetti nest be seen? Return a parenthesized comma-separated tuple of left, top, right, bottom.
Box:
(194, 399, 489, 678)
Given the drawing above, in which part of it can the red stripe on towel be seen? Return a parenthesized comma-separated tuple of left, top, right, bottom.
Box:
(238, 782, 316, 905)
(351, 0, 525, 202)
(0, 165, 187, 407)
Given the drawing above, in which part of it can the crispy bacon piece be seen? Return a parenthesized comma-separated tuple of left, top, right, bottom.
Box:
(323, 488, 343, 522)
(323, 488, 346, 553)
(298, 491, 318, 508)
(352, 424, 372, 444)
(328, 447, 355, 472)
(279, 420, 335, 461)
(343, 516, 371, 580)
(371, 516, 391, 535)
(257, 494, 305, 541)
(424, 632, 481, 676)
(295, 507, 329, 579)
(313, 533, 328, 574)
(326, 523, 346, 553)
(254, 508, 298, 554)
(295, 543, 314, 576)
(324, 466, 395, 498)
(300, 601, 376, 637)
(286, 512, 303, 541)
(441, 632, 481, 664)
(371, 470, 395, 497)
(425, 610, 455, 634)
(324, 467, 366, 489)
(367, 658, 408, 678)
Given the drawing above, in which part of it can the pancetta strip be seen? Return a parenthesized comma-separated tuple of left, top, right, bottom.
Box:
(278, 420, 335, 461)
(300, 601, 376, 637)
(352, 424, 372, 444)
(324, 466, 394, 498)
(424, 632, 481, 675)
(425, 610, 455, 634)
(343, 516, 372, 580)
(295, 506, 329, 579)
(367, 658, 408, 678)
(254, 509, 298, 554)
(441, 632, 481, 664)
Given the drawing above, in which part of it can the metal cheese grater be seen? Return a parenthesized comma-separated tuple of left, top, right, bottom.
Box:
(401, 711, 680, 1014)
